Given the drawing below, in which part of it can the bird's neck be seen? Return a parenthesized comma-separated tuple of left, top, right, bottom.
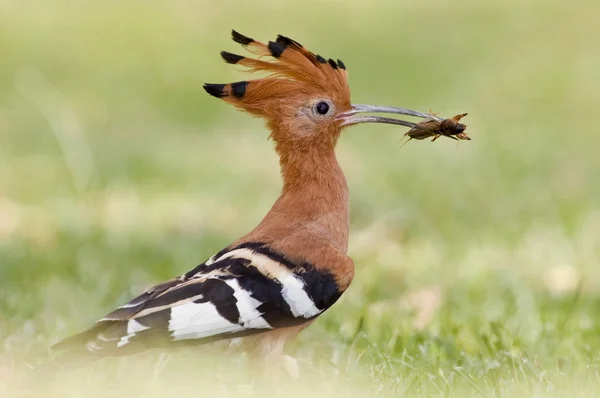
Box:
(245, 144, 350, 253)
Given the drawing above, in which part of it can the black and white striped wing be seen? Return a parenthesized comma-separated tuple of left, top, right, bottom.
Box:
(53, 242, 341, 355)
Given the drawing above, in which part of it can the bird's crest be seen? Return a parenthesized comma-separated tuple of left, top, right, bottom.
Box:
(204, 30, 351, 117)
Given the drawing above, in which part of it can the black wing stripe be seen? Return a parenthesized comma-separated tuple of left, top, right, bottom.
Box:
(146, 279, 207, 309)
(297, 268, 342, 310)
(193, 278, 240, 324)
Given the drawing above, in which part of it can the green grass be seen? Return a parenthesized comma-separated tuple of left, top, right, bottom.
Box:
(2, 0, 600, 396)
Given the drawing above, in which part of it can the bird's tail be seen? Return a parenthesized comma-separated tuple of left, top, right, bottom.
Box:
(9, 348, 101, 393)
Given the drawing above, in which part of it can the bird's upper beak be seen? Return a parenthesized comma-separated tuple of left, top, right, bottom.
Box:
(336, 104, 443, 128)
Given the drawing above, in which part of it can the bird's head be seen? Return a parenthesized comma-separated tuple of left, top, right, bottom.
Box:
(204, 31, 436, 155)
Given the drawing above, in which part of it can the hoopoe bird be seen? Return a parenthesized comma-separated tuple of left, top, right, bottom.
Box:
(53, 30, 455, 374)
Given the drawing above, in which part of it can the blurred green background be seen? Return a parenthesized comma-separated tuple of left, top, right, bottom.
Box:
(1, 0, 600, 396)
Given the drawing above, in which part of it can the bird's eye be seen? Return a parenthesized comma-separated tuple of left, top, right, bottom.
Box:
(315, 101, 330, 115)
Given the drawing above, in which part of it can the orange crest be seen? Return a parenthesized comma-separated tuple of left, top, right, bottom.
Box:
(204, 30, 351, 120)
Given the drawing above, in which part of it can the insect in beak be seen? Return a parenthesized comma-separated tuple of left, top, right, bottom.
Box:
(405, 113, 470, 142)
(336, 104, 438, 128)
(337, 105, 471, 144)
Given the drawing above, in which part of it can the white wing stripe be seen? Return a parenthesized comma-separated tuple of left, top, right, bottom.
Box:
(120, 302, 141, 308)
(204, 254, 217, 266)
(168, 301, 243, 341)
(129, 293, 205, 319)
(114, 319, 151, 348)
(127, 319, 151, 335)
(215, 248, 294, 281)
(280, 273, 321, 318)
(224, 279, 271, 329)
(116, 337, 130, 348)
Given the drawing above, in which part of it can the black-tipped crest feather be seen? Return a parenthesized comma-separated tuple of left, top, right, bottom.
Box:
(230, 81, 248, 98)
(203, 83, 226, 98)
(221, 51, 244, 64)
(276, 35, 303, 48)
(267, 41, 286, 58)
(231, 30, 254, 45)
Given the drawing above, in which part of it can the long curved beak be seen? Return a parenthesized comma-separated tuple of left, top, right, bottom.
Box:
(336, 104, 443, 127)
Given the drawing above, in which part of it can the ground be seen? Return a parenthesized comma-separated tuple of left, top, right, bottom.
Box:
(1, 0, 600, 397)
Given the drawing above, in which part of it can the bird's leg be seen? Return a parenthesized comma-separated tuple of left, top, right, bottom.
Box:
(247, 322, 311, 383)
(243, 333, 295, 396)
(281, 355, 300, 380)
(250, 332, 290, 382)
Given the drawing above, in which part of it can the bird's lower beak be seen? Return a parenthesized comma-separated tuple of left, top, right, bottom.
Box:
(336, 104, 443, 128)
